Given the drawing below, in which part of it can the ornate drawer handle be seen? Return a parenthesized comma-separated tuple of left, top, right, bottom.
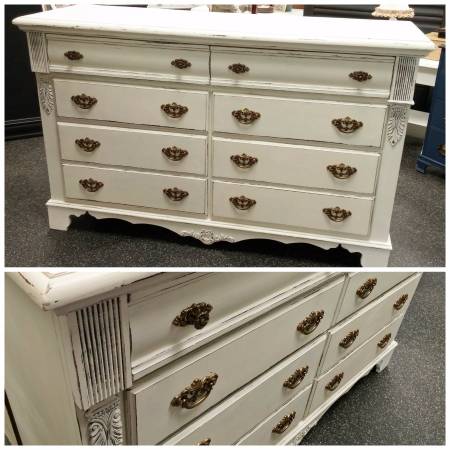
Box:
(197, 438, 211, 445)
(229, 195, 256, 210)
(283, 366, 309, 389)
(172, 302, 213, 330)
(64, 50, 83, 60)
(349, 71, 372, 82)
(79, 178, 104, 192)
(163, 187, 189, 201)
(438, 144, 445, 156)
(162, 146, 189, 161)
(75, 137, 100, 152)
(326, 372, 344, 391)
(228, 63, 250, 74)
(323, 207, 352, 222)
(332, 116, 363, 133)
(339, 330, 359, 349)
(378, 333, 392, 349)
(71, 94, 98, 110)
(393, 294, 408, 311)
(327, 163, 357, 179)
(230, 153, 258, 169)
(272, 412, 296, 434)
(297, 310, 325, 335)
(356, 278, 377, 299)
(161, 102, 189, 118)
(232, 108, 261, 124)
(171, 373, 218, 409)
(171, 58, 191, 69)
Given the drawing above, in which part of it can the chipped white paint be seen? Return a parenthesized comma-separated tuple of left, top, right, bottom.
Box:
(26, 31, 49, 73)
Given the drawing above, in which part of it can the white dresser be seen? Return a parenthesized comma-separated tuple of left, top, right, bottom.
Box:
(6, 271, 421, 445)
(13, 6, 434, 266)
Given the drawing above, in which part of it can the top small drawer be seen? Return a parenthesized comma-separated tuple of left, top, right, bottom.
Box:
(211, 47, 394, 97)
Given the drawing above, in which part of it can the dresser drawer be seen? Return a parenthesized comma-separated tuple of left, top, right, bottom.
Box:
(58, 122, 207, 175)
(130, 278, 344, 444)
(212, 181, 373, 236)
(54, 79, 208, 131)
(63, 163, 206, 214)
(320, 273, 421, 373)
(308, 315, 403, 413)
(213, 93, 387, 147)
(336, 272, 414, 323)
(163, 336, 326, 445)
(212, 137, 379, 194)
(211, 47, 394, 97)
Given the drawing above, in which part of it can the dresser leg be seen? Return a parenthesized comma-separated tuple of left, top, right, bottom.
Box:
(357, 246, 391, 267)
(416, 157, 428, 174)
(375, 348, 395, 373)
(47, 204, 72, 230)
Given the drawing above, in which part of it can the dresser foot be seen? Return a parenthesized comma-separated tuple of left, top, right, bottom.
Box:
(47, 203, 72, 230)
(375, 346, 395, 373)
(416, 157, 428, 174)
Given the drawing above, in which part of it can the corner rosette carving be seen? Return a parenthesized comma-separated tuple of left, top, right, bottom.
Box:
(387, 104, 408, 146)
(87, 398, 123, 445)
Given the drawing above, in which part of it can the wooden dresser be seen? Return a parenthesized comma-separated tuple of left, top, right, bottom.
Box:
(13, 6, 434, 266)
(6, 271, 421, 445)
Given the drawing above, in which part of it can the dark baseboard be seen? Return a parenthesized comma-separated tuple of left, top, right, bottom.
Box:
(5, 116, 42, 141)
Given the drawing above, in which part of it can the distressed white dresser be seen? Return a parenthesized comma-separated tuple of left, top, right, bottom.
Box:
(13, 6, 434, 266)
(6, 271, 421, 445)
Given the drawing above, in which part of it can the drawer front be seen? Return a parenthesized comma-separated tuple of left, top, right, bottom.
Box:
(211, 47, 394, 97)
(320, 274, 421, 373)
(63, 163, 206, 214)
(131, 278, 344, 444)
(308, 315, 403, 413)
(54, 79, 208, 131)
(48, 36, 209, 83)
(213, 93, 387, 147)
(336, 272, 414, 323)
(212, 137, 379, 194)
(213, 180, 373, 236)
(58, 122, 207, 175)
(163, 336, 326, 445)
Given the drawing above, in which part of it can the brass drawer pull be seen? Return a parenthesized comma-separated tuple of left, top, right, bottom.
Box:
(75, 137, 100, 152)
(64, 50, 83, 60)
(356, 278, 377, 299)
(71, 94, 98, 110)
(161, 102, 189, 118)
(228, 63, 250, 74)
(327, 163, 357, 179)
(171, 58, 191, 69)
(326, 372, 344, 391)
(378, 333, 392, 349)
(323, 207, 352, 222)
(163, 187, 189, 201)
(230, 153, 258, 169)
(197, 438, 211, 445)
(229, 195, 256, 210)
(393, 294, 408, 310)
(339, 330, 359, 349)
(332, 116, 363, 133)
(283, 366, 309, 389)
(162, 146, 189, 161)
(438, 144, 445, 156)
(349, 71, 372, 82)
(171, 373, 218, 409)
(232, 108, 261, 124)
(172, 302, 213, 329)
(272, 412, 296, 434)
(297, 310, 325, 335)
(79, 178, 104, 192)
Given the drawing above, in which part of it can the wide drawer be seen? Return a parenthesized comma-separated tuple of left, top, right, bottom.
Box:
(54, 79, 208, 131)
(48, 36, 209, 84)
(63, 163, 206, 214)
(308, 315, 403, 413)
(163, 336, 326, 445)
(336, 272, 414, 323)
(212, 137, 379, 194)
(211, 47, 394, 97)
(58, 122, 207, 175)
(213, 92, 387, 147)
(130, 277, 344, 444)
(320, 273, 421, 374)
(212, 180, 373, 236)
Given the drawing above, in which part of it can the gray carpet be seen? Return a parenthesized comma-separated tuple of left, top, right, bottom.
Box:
(5, 136, 444, 267)
(301, 272, 445, 445)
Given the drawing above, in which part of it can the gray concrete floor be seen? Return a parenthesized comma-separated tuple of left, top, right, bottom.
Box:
(5, 136, 444, 267)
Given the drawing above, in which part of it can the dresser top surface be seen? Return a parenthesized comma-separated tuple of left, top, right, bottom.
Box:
(13, 5, 434, 56)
